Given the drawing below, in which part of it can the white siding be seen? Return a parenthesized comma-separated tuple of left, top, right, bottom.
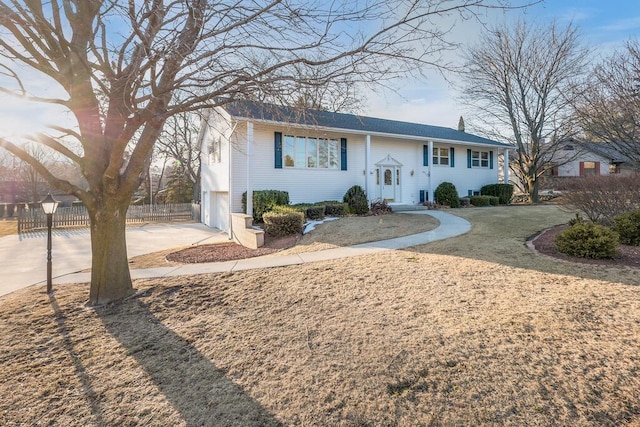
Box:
(554, 150, 610, 177)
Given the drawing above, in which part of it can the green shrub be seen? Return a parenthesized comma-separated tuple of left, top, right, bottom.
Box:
(242, 190, 289, 222)
(568, 213, 585, 226)
(263, 206, 304, 237)
(555, 222, 619, 259)
(613, 210, 640, 246)
(434, 182, 460, 208)
(469, 195, 495, 207)
(480, 183, 514, 205)
(343, 185, 369, 215)
(324, 203, 347, 217)
(306, 205, 325, 220)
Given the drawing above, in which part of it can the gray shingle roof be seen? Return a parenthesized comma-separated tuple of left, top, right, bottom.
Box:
(222, 100, 510, 148)
(580, 141, 634, 164)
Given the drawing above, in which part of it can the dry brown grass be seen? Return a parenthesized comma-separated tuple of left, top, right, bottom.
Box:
(0, 219, 17, 238)
(1, 205, 640, 426)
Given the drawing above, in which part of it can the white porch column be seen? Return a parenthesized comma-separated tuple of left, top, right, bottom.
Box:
(246, 122, 254, 216)
(503, 148, 510, 184)
(428, 140, 434, 202)
(365, 134, 371, 199)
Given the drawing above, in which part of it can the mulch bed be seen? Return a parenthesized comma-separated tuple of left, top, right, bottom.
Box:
(166, 233, 299, 263)
(530, 224, 640, 268)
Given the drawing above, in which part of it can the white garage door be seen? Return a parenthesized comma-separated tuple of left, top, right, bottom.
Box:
(212, 191, 229, 231)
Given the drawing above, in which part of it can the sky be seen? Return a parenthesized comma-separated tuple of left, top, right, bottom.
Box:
(0, 0, 639, 140)
(366, 0, 640, 129)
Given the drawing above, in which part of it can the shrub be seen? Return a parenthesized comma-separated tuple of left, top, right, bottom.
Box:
(469, 195, 495, 207)
(568, 213, 585, 226)
(434, 182, 460, 208)
(459, 197, 470, 207)
(343, 185, 369, 215)
(480, 183, 514, 205)
(242, 190, 289, 222)
(324, 202, 347, 217)
(559, 175, 640, 225)
(263, 206, 304, 237)
(555, 222, 619, 259)
(369, 198, 392, 215)
(305, 205, 325, 220)
(613, 210, 640, 246)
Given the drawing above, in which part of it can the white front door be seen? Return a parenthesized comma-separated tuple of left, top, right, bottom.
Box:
(375, 155, 402, 202)
(382, 167, 396, 200)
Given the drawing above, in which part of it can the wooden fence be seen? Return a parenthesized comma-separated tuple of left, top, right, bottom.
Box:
(17, 203, 201, 233)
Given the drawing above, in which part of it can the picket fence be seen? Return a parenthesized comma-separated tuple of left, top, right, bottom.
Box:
(17, 203, 201, 233)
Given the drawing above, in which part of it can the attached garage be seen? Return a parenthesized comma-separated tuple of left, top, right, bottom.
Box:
(203, 191, 229, 231)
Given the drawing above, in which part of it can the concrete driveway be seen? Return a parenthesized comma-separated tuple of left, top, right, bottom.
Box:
(0, 222, 228, 298)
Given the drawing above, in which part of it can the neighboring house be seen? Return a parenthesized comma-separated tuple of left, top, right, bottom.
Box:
(199, 101, 510, 233)
(549, 139, 638, 177)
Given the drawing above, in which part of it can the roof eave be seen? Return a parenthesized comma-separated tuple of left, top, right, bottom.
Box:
(229, 114, 511, 148)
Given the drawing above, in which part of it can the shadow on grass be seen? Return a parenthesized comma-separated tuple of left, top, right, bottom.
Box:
(49, 293, 106, 425)
(97, 295, 283, 427)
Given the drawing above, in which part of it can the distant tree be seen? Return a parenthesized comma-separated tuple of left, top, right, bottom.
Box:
(157, 111, 201, 202)
(573, 40, 640, 164)
(0, 0, 531, 304)
(462, 21, 588, 202)
(164, 162, 194, 204)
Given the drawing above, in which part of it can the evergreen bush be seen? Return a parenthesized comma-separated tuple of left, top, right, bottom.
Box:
(343, 185, 369, 215)
(263, 206, 304, 237)
(324, 202, 347, 217)
(305, 205, 325, 220)
(242, 190, 289, 222)
(480, 183, 514, 205)
(469, 195, 498, 207)
(555, 222, 619, 259)
(434, 182, 460, 208)
(613, 210, 640, 246)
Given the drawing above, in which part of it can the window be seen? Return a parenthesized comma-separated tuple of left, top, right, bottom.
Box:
(208, 137, 221, 163)
(282, 135, 340, 169)
(563, 145, 575, 151)
(432, 147, 450, 165)
(581, 161, 599, 176)
(471, 150, 489, 168)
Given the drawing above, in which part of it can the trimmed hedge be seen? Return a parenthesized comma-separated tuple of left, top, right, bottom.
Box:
(305, 205, 325, 220)
(480, 183, 514, 205)
(469, 195, 499, 207)
(242, 190, 289, 222)
(613, 210, 640, 246)
(434, 182, 460, 208)
(343, 185, 369, 215)
(555, 222, 619, 259)
(324, 202, 347, 217)
(263, 206, 304, 237)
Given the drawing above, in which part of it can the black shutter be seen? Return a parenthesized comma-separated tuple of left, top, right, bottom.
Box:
(341, 138, 347, 170)
(274, 132, 282, 169)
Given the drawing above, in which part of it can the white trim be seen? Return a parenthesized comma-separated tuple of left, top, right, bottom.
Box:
(428, 140, 434, 202)
(246, 122, 254, 216)
(365, 134, 371, 198)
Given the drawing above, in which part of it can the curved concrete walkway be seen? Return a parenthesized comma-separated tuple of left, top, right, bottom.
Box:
(49, 210, 471, 286)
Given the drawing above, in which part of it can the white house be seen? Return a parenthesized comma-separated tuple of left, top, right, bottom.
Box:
(199, 101, 511, 233)
(549, 139, 637, 177)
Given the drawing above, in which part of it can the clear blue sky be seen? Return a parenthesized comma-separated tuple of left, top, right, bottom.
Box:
(368, 0, 640, 128)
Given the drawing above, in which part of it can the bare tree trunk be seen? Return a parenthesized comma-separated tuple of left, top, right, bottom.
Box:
(528, 177, 540, 204)
(88, 201, 133, 305)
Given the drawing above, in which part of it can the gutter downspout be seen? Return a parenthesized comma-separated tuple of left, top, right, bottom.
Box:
(227, 119, 239, 240)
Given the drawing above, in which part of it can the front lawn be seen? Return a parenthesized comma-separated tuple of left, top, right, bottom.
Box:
(1, 205, 639, 426)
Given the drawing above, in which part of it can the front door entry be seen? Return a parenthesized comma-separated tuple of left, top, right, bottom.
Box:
(375, 155, 402, 202)
(382, 167, 395, 200)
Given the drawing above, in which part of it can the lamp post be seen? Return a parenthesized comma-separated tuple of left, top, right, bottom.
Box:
(41, 193, 59, 293)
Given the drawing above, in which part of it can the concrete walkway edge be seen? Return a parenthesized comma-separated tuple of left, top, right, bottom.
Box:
(52, 210, 471, 285)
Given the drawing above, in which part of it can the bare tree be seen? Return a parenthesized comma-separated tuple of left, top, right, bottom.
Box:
(573, 40, 640, 163)
(157, 111, 201, 202)
(0, 0, 529, 304)
(462, 20, 588, 202)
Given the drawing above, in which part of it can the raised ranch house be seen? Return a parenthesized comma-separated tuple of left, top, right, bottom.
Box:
(198, 101, 510, 235)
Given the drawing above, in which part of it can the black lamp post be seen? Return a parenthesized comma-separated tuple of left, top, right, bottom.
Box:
(41, 193, 59, 293)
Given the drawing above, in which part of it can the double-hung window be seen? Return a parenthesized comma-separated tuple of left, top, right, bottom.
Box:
(283, 135, 340, 169)
(432, 147, 450, 166)
(471, 150, 489, 168)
